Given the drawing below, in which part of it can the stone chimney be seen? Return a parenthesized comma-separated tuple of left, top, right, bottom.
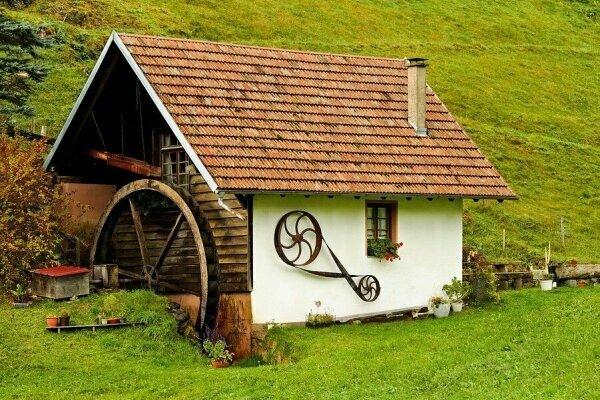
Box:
(406, 58, 428, 137)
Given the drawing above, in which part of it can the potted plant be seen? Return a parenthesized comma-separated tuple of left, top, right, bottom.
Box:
(10, 284, 31, 308)
(540, 273, 554, 291)
(102, 295, 120, 324)
(46, 315, 59, 327)
(442, 277, 472, 312)
(58, 309, 70, 327)
(367, 239, 404, 261)
(430, 296, 451, 318)
(202, 328, 234, 368)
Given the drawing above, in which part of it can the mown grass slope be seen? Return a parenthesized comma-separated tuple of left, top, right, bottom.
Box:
(1, 288, 599, 399)
(5, 0, 600, 262)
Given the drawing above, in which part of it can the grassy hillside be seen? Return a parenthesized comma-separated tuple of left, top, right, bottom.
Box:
(5, 0, 600, 262)
(1, 288, 599, 398)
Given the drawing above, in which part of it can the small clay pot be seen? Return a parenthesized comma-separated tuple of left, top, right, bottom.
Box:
(46, 316, 59, 328)
(211, 360, 230, 368)
(59, 316, 70, 326)
(107, 317, 120, 325)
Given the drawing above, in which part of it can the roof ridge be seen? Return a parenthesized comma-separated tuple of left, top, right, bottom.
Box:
(117, 32, 412, 64)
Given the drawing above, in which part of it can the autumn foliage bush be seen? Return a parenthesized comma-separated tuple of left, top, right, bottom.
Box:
(0, 135, 65, 292)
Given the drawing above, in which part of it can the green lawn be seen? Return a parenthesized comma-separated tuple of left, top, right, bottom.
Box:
(4, 0, 599, 263)
(1, 288, 598, 399)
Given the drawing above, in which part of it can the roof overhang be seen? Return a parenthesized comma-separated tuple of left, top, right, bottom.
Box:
(222, 189, 519, 201)
(43, 31, 219, 193)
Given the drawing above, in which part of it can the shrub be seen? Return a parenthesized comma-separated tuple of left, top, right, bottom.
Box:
(305, 311, 336, 328)
(201, 327, 234, 363)
(468, 266, 500, 303)
(443, 276, 472, 303)
(0, 135, 66, 292)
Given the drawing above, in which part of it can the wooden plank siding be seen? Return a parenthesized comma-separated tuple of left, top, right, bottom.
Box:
(189, 173, 251, 292)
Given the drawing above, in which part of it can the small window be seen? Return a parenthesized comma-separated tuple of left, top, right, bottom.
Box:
(161, 132, 189, 189)
(366, 202, 396, 256)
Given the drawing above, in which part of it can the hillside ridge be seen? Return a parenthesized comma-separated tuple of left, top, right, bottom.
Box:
(5, 0, 599, 262)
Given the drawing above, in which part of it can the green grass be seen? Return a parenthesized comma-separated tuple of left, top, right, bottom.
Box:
(4, 0, 600, 262)
(0, 288, 599, 399)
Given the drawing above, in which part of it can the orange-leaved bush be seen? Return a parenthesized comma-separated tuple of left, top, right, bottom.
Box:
(0, 135, 65, 292)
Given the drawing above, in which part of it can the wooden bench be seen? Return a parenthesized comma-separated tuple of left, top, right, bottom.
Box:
(46, 322, 145, 333)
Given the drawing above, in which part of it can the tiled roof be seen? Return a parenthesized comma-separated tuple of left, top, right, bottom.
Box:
(119, 33, 516, 198)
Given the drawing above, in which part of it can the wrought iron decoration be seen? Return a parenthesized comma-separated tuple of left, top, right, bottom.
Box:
(274, 210, 381, 302)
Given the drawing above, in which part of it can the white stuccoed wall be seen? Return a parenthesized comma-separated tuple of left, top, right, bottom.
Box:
(251, 195, 463, 323)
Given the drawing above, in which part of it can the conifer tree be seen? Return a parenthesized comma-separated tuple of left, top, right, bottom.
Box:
(0, 4, 49, 127)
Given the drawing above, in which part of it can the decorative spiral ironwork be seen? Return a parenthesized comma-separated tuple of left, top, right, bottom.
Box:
(274, 210, 381, 302)
(274, 211, 322, 266)
(358, 275, 381, 302)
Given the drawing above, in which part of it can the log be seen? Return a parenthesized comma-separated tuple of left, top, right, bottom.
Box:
(555, 265, 600, 279)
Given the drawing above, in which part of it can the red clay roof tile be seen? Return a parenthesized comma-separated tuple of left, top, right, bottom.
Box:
(119, 33, 516, 198)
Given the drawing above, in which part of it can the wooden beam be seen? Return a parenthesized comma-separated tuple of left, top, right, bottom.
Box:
(88, 149, 160, 177)
(128, 197, 150, 275)
(151, 212, 185, 277)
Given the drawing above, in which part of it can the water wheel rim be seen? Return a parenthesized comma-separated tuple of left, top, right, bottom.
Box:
(89, 179, 211, 328)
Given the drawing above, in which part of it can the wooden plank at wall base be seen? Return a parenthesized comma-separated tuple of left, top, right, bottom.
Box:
(215, 292, 252, 359)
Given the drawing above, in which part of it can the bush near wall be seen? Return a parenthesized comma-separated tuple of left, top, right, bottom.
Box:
(0, 134, 65, 292)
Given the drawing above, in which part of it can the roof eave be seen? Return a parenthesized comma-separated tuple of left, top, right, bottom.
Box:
(218, 189, 519, 200)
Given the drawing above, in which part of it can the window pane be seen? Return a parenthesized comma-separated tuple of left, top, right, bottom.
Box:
(378, 219, 387, 230)
(379, 207, 387, 217)
(378, 230, 388, 239)
(367, 207, 373, 218)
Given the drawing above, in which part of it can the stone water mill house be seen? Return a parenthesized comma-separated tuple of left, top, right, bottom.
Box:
(44, 32, 516, 356)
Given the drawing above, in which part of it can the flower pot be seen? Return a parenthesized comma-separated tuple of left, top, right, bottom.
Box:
(451, 302, 463, 313)
(59, 316, 70, 326)
(46, 316, 59, 328)
(211, 360, 230, 368)
(433, 303, 451, 318)
(540, 279, 553, 291)
(107, 317, 120, 325)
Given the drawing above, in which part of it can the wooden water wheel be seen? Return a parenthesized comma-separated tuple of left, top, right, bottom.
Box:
(89, 179, 219, 328)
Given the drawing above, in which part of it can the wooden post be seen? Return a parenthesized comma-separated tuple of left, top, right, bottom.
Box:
(560, 216, 565, 247)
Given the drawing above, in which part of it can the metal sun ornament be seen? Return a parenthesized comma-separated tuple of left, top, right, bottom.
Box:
(274, 210, 381, 302)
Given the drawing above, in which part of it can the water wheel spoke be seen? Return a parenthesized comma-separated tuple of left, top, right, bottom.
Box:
(150, 212, 184, 278)
(128, 197, 150, 269)
(118, 269, 146, 281)
(155, 280, 199, 296)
